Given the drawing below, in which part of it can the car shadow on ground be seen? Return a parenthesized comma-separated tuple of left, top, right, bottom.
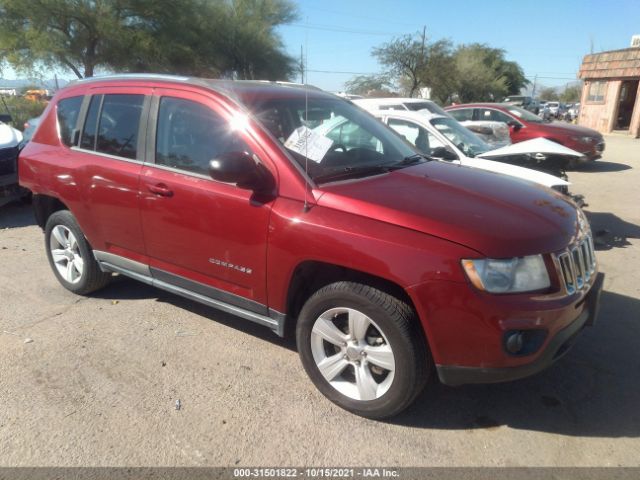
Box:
(572, 161, 632, 173)
(93, 276, 298, 352)
(585, 211, 640, 250)
(0, 202, 35, 228)
(96, 277, 640, 438)
(392, 289, 640, 438)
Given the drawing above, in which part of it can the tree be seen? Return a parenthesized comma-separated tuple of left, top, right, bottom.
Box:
(344, 75, 394, 96)
(360, 34, 528, 104)
(539, 87, 559, 101)
(0, 0, 298, 80)
(372, 30, 429, 97)
(453, 44, 529, 103)
(419, 39, 457, 104)
(560, 84, 582, 103)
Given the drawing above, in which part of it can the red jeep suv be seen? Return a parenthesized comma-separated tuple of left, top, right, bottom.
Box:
(19, 75, 603, 418)
(446, 103, 605, 163)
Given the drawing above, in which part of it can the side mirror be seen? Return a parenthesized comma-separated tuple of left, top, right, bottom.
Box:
(0, 114, 12, 124)
(508, 121, 522, 132)
(209, 151, 274, 192)
(431, 146, 458, 161)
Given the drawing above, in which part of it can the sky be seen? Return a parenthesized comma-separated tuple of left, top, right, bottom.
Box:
(278, 0, 640, 93)
(2, 0, 639, 95)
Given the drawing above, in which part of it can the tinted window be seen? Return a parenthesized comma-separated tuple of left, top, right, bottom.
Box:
(95, 94, 144, 159)
(448, 108, 473, 121)
(57, 96, 83, 147)
(156, 97, 250, 176)
(81, 95, 101, 150)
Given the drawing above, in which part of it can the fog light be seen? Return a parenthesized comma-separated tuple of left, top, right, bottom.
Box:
(505, 332, 524, 354)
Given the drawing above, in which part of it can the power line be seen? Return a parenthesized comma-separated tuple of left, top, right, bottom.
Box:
(304, 6, 420, 28)
(307, 69, 378, 75)
(288, 23, 402, 36)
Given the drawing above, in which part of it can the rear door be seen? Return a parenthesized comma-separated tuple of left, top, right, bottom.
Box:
(139, 88, 275, 311)
(70, 87, 151, 262)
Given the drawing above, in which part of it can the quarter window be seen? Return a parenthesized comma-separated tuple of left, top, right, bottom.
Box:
(57, 96, 83, 147)
(155, 97, 250, 176)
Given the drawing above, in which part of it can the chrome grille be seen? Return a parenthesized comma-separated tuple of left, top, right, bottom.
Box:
(556, 234, 596, 295)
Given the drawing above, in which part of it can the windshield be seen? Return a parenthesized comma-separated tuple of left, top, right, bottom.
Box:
(243, 96, 418, 183)
(405, 101, 449, 116)
(504, 105, 544, 123)
(429, 116, 491, 157)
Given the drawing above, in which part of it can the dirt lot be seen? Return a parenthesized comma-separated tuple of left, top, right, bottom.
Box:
(0, 135, 639, 467)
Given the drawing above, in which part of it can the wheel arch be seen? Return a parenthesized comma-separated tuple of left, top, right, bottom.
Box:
(32, 194, 69, 229)
(283, 260, 423, 340)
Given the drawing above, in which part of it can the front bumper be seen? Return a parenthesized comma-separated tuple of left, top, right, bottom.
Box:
(436, 272, 604, 386)
(581, 141, 605, 161)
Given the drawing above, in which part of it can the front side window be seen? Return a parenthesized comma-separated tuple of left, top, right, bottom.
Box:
(430, 117, 491, 157)
(448, 108, 473, 122)
(478, 108, 514, 124)
(57, 96, 83, 147)
(155, 97, 250, 176)
(387, 118, 445, 155)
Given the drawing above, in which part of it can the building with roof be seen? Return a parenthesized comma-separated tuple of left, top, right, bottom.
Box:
(577, 45, 640, 137)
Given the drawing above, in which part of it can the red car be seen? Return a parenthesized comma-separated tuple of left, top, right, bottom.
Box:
(446, 103, 605, 163)
(19, 76, 603, 418)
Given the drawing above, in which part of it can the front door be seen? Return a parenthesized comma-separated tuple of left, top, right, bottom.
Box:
(139, 89, 276, 312)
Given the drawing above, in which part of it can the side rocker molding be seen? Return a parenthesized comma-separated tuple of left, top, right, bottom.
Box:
(93, 250, 285, 336)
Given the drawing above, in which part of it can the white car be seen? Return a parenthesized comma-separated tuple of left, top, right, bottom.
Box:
(361, 110, 585, 191)
(353, 97, 450, 116)
(354, 97, 510, 147)
(0, 117, 25, 207)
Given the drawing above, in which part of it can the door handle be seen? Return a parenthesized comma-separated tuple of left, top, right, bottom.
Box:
(147, 183, 174, 197)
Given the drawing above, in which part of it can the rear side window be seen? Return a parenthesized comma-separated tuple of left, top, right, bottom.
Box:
(155, 97, 250, 176)
(57, 96, 83, 147)
(448, 108, 473, 122)
(80, 94, 144, 160)
(81, 95, 101, 150)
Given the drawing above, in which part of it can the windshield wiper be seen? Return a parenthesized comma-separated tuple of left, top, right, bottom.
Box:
(314, 164, 395, 184)
(395, 153, 433, 166)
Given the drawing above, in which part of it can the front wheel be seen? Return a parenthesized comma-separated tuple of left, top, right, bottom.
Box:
(296, 282, 430, 419)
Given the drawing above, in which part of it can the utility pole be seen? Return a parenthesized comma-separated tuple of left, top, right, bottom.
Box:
(531, 74, 538, 98)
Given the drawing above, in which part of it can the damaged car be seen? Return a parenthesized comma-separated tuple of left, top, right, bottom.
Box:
(359, 109, 587, 205)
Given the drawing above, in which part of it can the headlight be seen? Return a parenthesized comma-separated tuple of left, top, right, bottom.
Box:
(570, 135, 594, 144)
(461, 255, 550, 293)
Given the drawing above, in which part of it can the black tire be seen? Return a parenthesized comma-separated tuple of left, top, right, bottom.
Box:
(44, 210, 111, 295)
(296, 281, 430, 419)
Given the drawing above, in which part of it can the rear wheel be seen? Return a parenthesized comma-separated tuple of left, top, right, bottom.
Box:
(44, 210, 111, 295)
(296, 281, 430, 419)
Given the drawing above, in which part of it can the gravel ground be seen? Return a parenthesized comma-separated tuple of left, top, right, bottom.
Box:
(0, 135, 639, 467)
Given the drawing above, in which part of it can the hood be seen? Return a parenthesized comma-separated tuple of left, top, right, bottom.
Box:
(533, 122, 602, 138)
(318, 161, 580, 258)
(478, 137, 584, 158)
(458, 156, 569, 188)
